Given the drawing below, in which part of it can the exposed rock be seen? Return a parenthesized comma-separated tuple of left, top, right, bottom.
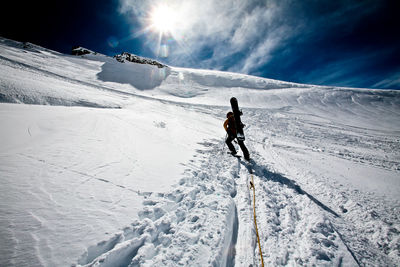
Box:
(71, 46, 96, 56)
(114, 52, 166, 68)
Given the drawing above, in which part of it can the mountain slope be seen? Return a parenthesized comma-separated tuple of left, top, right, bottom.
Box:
(0, 37, 399, 266)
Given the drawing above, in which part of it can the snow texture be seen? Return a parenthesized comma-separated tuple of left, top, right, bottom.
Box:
(1, 37, 399, 266)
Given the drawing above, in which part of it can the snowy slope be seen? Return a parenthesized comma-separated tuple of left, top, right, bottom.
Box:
(0, 37, 399, 266)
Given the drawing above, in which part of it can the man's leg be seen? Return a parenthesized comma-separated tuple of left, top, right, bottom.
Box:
(225, 135, 237, 154)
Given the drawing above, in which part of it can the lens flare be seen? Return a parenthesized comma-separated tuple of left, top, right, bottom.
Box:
(160, 44, 169, 58)
(107, 36, 119, 48)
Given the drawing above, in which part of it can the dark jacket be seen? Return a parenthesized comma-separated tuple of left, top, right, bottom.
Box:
(223, 115, 236, 136)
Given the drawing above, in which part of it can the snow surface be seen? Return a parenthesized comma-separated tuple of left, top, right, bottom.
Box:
(1, 37, 399, 266)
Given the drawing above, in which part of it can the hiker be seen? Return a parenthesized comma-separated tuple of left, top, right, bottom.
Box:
(224, 111, 237, 155)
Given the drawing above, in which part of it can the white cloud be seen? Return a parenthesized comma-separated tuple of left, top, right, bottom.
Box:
(118, 0, 388, 83)
(118, 0, 288, 70)
(230, 7, 274, 51)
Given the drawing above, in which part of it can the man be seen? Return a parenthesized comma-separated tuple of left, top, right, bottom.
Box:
(223, 111, 250, 159)
(224, 111, 238, 155)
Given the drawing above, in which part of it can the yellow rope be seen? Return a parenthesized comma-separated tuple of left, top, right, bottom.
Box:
(250, 174, 264, 267)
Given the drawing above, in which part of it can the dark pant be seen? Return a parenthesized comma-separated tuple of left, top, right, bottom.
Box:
(226, 134, 237, 153)
(226, 133, 250, 159)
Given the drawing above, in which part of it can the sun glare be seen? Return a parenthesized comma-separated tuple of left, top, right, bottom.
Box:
(145, 3, 186, 57)
(150, 5, 176, 34)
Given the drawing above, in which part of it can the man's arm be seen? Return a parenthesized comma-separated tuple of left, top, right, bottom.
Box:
(223, 119, 229, 132)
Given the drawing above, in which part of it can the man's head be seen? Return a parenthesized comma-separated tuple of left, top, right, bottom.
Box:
(226, 111, 234, 118)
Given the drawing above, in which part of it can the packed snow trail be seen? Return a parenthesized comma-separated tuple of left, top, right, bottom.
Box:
(75, 139, 240, 266)
(73, 136, 360, 266)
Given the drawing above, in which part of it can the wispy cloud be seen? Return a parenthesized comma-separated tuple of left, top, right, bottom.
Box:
(372, 71, 400, 89)
(118, 0, 287, 68)
(118, 0, 399, 89)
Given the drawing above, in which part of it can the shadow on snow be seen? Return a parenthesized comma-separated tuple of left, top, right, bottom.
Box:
(241, 159, 340, 218)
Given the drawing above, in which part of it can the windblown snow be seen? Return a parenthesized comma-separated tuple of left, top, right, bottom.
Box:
(0, 37, 399, 266)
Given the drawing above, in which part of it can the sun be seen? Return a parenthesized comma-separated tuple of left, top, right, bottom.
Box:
(150, 4, 177, 34)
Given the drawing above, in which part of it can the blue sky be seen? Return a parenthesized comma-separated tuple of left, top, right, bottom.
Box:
(2, 0, 399, 89)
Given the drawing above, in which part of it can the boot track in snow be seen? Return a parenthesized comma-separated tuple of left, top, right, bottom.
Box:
(75, 140, 360, 266)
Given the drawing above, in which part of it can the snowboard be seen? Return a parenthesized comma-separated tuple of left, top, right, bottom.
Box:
(230, 97, 245, 141)
(230, 97, 250, 160)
